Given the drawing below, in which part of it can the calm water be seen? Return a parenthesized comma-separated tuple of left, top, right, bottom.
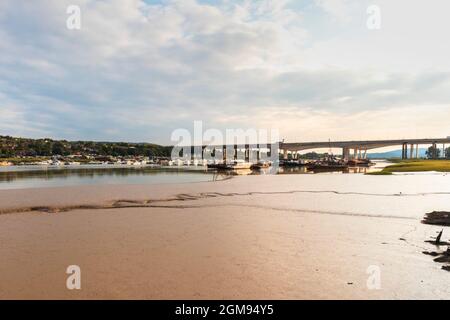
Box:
(0, 160, 390, 190)
(0, 165, 218, 189)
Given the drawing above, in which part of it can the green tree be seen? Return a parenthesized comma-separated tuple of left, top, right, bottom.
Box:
(426, 146, 441, 159)
(445, 147, 450, 159)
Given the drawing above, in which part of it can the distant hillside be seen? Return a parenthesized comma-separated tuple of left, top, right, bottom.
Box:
(0, 135, 172, 158)
(367, 148, 428, 159)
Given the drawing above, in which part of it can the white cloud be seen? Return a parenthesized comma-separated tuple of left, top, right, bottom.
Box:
(0, 0, 448, 143)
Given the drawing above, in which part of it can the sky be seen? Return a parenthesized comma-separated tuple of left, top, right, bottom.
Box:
(0, 0, 450, 144)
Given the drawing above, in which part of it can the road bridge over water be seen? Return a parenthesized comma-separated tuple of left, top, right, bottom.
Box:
(184, 137, 450, 161)
(280, 138, 450, 160)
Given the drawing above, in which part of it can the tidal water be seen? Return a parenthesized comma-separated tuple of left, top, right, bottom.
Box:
(0, 165, 217, 189)
(0, 160, 390, 189)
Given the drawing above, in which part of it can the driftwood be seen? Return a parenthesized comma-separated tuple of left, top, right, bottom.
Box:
(422, 228, 450, 271)
(422, 211, 450, 226)
(424, 229, 450, 245)
(422, 248, 450, 271)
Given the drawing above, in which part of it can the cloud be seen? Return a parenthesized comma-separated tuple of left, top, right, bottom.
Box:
(0, 0, 449, 143)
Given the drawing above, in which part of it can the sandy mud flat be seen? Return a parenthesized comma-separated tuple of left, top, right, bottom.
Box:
(1, 174, 450, 299)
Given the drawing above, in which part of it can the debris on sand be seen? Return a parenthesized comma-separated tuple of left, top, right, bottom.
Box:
(433, 248, 450, 264)
(422, 247, 450, 271)
(424, 229, 450, 245)
(422, 251, 440, 257)
(422, 211, 450, 226)
(422, 230, 450, 271)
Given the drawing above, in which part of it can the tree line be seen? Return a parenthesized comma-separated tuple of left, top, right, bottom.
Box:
(0, 136, 172, 158)
(426, 145, 450, 159)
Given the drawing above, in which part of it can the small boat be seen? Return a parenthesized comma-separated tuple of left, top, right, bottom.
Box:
(347, 159, 373, 167)
(306, 163, 348, 170)
(232, 160, 252, 170)
(306, 155, 348, 171)
(208, 160, 252, 170)
(280, 159, 306, 167)
(251, 161, 271, 169)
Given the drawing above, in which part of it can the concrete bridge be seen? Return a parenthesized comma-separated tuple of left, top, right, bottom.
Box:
(183, 137, 450, 161)
(280, 138, 450, 160)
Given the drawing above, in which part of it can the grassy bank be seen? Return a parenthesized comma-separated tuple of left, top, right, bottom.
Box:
(368, 160, 450, 175)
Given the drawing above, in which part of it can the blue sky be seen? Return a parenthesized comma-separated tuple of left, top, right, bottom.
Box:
(0, 0, 450, 144)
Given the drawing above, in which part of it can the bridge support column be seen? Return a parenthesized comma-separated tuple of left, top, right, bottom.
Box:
(222, 145, 227, 162)
(283, 149, 288, 160)
(342, 147, 350, 161)
(402, 143, 408, 160)
(415, 144, 419, 159)
(191, 146, 195, 161)
(245, 144, 249, 162)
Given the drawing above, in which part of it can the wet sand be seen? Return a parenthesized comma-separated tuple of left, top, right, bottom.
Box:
(1, 174, 450, 299)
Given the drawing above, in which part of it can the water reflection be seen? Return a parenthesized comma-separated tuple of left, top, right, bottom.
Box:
(0, 166, 214, 189)
(0, 160, 390, 189)
(0, 166, 208, 182)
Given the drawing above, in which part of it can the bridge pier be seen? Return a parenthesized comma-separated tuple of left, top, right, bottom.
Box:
(401, 143, 408, 160)
(342, 147, 350, 161)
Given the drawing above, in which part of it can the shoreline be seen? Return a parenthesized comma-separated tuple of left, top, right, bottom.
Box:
(368, 160, 450, 175)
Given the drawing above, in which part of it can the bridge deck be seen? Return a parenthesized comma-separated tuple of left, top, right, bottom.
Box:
(280, 138, 450, 151)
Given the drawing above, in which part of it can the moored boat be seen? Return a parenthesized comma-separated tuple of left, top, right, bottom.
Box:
(306, 155, 348, 171)
(208, 160, 252, 170)
(250, 161, 272, 170)
(347, 158, 373, 166)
